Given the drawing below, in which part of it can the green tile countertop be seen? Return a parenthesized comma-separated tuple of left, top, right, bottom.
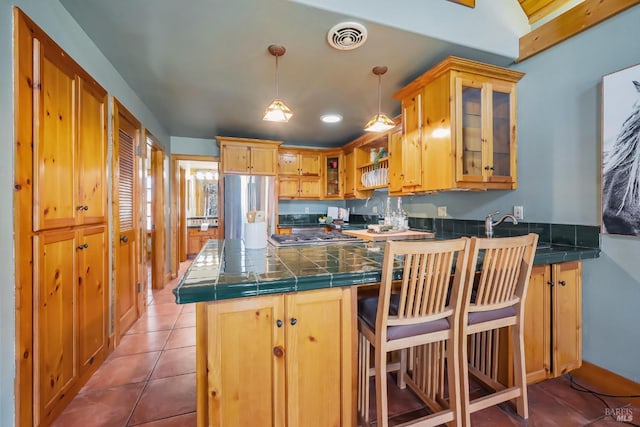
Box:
(172, 238, 600, 304)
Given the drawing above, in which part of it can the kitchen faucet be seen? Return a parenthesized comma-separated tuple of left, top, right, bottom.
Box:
(485, 211, 518, 238)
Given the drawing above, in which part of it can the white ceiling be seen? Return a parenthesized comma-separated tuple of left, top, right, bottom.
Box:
(59, 0, 529, 147)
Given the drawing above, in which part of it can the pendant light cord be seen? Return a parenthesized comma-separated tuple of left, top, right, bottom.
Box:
(377, 74, 382, 116)
(274, 54, 280, 99)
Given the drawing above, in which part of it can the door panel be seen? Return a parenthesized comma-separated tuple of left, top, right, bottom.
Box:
(553, 261, 582, 376)
(524, 265, 551, 383)
(34, 42, 77, 231)
(78, 226, 108, 373)
(286, 289, 346, 427)
(33, 230, 77, 417)
(77, 78, 107, 225)
(114, 100, 141, 338)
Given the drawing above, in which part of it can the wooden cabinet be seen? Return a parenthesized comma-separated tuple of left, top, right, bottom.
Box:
(34, 50, 107, 231)
(388, 92, 423, 195)
(187, 227, 220, 257)
(33, 226, 108, 421)
(393, 56, 524, 191)
(524, 261, 582, 383)
(322, 150, 344, 199)
(278, 148, 322, 199)
(218, 136, 281, 175)
(197, 288, 353, 426)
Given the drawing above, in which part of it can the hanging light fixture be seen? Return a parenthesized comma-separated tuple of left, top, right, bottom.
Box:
(263, 44, 293, 122)
(364, 66, 395, 132)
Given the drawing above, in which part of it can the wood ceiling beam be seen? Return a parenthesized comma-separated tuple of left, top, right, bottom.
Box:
(448, 0, 476, 8)
(522, 0, 574, 25)
(518, 0, 640, 62)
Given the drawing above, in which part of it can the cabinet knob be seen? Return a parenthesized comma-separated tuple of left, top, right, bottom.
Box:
(77, 205, 89, 211)
(484, 166, 495, 171)
(120, 235, 129, 243)
(273, 346, 284, 358)
(276, 319, 283, 328)
(547, 281, 554, 287)
(558, 280, 567, 287)
(76, 243, 88, 250)
(290, 318, 298, 326)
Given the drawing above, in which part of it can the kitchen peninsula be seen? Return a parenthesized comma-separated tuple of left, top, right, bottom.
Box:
(173, 233, 600, 426)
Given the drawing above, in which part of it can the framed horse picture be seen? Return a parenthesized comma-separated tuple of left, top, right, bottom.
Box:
(601, 63, 640, 237)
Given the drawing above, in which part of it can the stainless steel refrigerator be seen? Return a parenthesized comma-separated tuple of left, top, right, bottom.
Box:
(223, 175, 276, 240)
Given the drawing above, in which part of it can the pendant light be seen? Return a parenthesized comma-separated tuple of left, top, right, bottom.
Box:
(364, 66, 395, 132)
(263, 45, 293, 122)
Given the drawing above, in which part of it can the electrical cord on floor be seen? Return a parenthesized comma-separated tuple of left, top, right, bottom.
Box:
(565, 373, 640, 427)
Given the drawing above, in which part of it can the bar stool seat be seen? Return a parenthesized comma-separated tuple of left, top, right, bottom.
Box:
(357, 238, 471, 427)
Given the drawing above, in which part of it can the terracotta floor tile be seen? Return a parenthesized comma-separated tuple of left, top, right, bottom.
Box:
(112, 330, 171, 357)
(126, 314, 179, 334)
(150, 294, 179, 306)
(174, 311, 196, 328)
(181, 303, 196, 313)
(147, 302, 183, 317)
(128, 373, 196, 425)
(524, 384, 592, 426)
(51, 382, 145, 427)
(131, 412, 196, 427)
(150, 346, 196, 379)
(81, 351, 160, 391)
(164, 327, 196, 349)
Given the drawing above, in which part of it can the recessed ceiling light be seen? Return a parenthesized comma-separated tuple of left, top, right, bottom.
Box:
(321, 113, 343, 124)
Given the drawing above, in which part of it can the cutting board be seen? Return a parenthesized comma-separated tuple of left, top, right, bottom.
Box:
(342, 229, 435, 241)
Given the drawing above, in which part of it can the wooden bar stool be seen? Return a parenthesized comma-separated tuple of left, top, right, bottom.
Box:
(459, 233, 538, 427)
(357, 238, 471, 427)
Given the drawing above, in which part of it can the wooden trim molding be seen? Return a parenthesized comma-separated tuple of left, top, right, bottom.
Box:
(448, 0, 475, 8)
(518, 0, 640, 62)
(571, 360, 640, 406)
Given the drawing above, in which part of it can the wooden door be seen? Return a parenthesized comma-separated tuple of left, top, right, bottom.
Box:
(278, 151, 299, 175)
(279, 177, 300, 199)
(344, 150, 356, 197)
(33, 39, 77, 231)
(553, 261, 582, 376)
(401, 92, 422, 188)
(114, 100, 141, 339)
(285, 288, 352, 427)
(77, 76, 107, 225)
(388, 130, 404, 193)
(298, 177, 321, 199)
(524, 265, 551, 383)
(299, 152, 321, 176)
(222, 144, 250, 173)
(250, 146, 278, 175)
(77, 226, 108, 374)
(205, 296, 285, 427)
(33, 230, 77, 421)
(148, 137, 166, 289)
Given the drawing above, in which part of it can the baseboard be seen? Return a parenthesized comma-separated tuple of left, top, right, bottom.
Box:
(570, 360, 640, 405)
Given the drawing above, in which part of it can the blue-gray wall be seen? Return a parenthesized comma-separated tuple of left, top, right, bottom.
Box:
(171, 136, 219, 156)
(348, 6, 640, 382)
(0, 1, 171, 424)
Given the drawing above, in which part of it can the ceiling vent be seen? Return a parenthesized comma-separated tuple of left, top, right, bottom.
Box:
(327, 22, 367, 51)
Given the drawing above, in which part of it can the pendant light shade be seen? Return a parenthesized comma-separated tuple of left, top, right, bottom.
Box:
(364, 66, 395, 132)
(263, 45, 293, 122)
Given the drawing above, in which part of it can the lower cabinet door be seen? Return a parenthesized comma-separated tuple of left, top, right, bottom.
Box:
(285, 288, 352, 427)
(34, 230, 78, 422)
(205, 295, 286, 427)
(552, 261, 582, 376)
(524, 265, 551, 383)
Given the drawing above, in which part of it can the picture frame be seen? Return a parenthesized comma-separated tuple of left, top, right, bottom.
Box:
(601, 63, 640, 237)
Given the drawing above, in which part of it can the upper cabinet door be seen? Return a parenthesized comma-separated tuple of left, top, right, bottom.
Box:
(457, 78, 485, 183)
(34, 40, 78, 231)
(249, 146, 278, 175)
(77, 77, 108, 225)
(488, 82, 516, 184)
(222, 145, 250, 174)
(299, 152, 321, 176)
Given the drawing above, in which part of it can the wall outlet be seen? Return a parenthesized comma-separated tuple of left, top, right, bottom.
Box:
(513, 205, 524, 220)
(372, 206, 378, 214)
(304, 207, 310, 214)
(437, 206, 447, 217)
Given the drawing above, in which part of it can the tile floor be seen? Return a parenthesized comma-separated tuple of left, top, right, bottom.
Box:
(52, 261, 640, 426)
